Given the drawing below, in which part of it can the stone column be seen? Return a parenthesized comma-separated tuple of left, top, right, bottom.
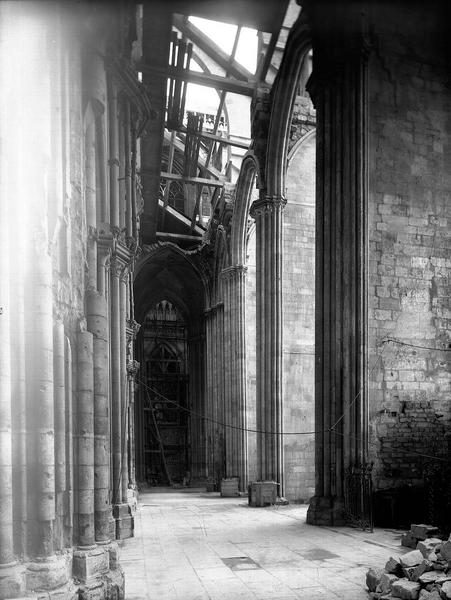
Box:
(53, 320, 66, 552)
(108, 77, 120, 230)
(126, 317, 140, 490)
(221, 266, 248, 491)
(305, 24, 369, 526)
(205, 304, 225, 487)
(73, 327, 110, 596)
(203, 308, 215, 483)
(215, 304, 225, 484)
(126, 358, 140, 490)
(110, 258, 122, 508)
(76, 328, 95, 548)
(110, 249, 134, 540)
(64, 336, 74, 548)
(86, 292, 111, 543)
(188, 332, 205, 483)
(0, 159, 24, 598)
(120, 276, 128, 505)
(250, 196, 286, 493)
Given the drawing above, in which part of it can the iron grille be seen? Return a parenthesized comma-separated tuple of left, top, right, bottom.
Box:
(344, 462, 374, 532)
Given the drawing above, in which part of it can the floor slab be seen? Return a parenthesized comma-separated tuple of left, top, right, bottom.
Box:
(121, 488, 407, 600)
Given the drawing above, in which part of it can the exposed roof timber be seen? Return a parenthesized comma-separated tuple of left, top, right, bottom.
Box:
(160, 172, 224, 187)
(255, 30, 279, 83)
(182, 128, 249, 150)
(161, 0, 290, 34)
(163, 130, 222, 179)
(137, 63, 267, 96)
(173, 15, 253, 82)
(158, 199, 205, 234)
(156, 231, 203, 241)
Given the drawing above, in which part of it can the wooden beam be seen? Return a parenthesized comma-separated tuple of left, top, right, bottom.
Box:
(194, 129, 249, 150)
(173, 15, 253, 82)
(137, 62, 267, 96)
(163, 130, 223, 179)
(158, 199, 205, 234)
(256, 31, 278, 82)
(156, 231, 203, 242)
(160, 171, 224, 187)
(175, 126, 249, 150)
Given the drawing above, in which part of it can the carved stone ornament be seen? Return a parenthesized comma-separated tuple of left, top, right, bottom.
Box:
(126, 359, 140, 379)
(249, 195, 287, 218)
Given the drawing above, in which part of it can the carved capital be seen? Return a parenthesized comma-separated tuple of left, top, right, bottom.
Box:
(220, 265, 247, 282)
(110, 256, 129, 281)
(126, 359, 140, 380)
(222, 183, 236, 205)
(126, 318, 141, 340)
(88, 225, 98, 242)
(249, 195, 286, 218)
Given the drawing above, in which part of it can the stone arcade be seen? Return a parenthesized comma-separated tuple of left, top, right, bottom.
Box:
(0, 0, 450, 598)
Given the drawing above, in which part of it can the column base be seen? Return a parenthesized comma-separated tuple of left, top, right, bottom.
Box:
(306, 495, 346, 526)
(0, 562, 25, 600)
(74, 543, 124, 600)
(126, 487, 138, 514)
(25, 554, 75, 599)
(113, 504, 134, 540)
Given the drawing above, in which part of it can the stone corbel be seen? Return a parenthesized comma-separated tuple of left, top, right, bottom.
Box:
(126, 359, 140, 381)
(249, 194, 287, 218)
(126, 318, 141, 340)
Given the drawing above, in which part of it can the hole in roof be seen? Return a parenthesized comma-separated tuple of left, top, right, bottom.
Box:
(188, 16, 257, 74)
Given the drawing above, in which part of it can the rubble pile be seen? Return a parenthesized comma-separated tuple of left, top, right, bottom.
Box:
(366, 524, 451, 600)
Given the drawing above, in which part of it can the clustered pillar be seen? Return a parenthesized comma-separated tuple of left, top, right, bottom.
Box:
(221, 266, 248, 491)
(204, 304, 225, 488)
(306, 14, 369, 526)
(250, 196, 286, 494)
(0, 3, 147, 595)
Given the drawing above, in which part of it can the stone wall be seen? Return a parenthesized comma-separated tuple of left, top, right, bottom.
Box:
(245, 226, 258, 484)
(368, 4, 451, 492)
(283, 128, 316, 502)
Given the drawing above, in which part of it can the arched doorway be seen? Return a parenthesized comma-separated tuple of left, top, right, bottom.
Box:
(134, 244, 207, 488)
(139, 300, 189, 485)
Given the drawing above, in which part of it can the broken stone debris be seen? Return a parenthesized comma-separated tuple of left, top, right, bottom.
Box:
(366, 524, 450, 600)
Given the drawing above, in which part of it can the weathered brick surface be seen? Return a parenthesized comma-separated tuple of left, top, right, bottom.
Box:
(367, 5, 451, 492)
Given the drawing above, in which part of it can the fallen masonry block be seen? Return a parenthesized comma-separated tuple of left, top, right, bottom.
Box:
(417, 539, 443, 558)
(399, 550, 424, 568)
(418, 571, 443, 585)
(410, 525, 440, 541)
(442, 581, 451, 599)
(367, 567, 384, 592)
(430, 560, 447, 571)
(386, 556, 403, 575)
(380, 572, 400, 593)
(391, 579, 421, 599)
(440, 540, 451, 562)
(406, 560, 432, 582)
(402, 532, 419, 549)
(419, 591, 441, 600)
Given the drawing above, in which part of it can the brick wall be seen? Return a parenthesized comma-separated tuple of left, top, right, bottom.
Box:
(368, 5, 451, 491)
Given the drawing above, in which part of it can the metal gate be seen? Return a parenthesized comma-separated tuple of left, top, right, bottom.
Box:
(344, 462, 374, 532)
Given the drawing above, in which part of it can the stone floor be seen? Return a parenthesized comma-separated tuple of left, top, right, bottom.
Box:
(120, 488, 407, 600)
